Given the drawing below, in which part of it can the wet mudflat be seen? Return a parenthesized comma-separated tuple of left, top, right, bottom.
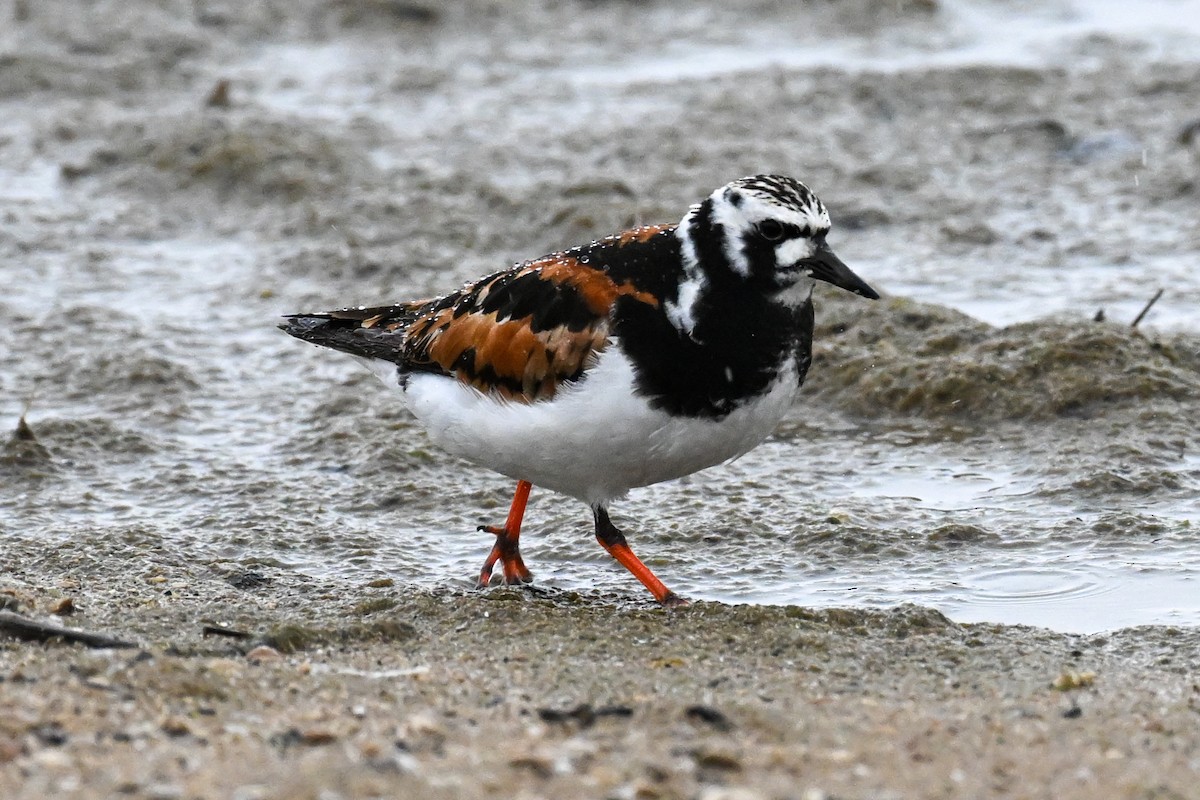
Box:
(2, 0, 1200, 797)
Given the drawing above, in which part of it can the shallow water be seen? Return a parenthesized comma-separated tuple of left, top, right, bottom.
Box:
(2, 0, 1198, 634)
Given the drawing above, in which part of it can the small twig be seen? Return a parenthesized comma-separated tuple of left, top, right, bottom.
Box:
(201, 623, 252, 639)
(537, 703, 633, 728)
(13, 415, 36, 442)
(0, 610, 138, 649)
(1130, 288, 1164, 329)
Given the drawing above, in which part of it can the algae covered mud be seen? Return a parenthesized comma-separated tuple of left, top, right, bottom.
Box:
(2, 0, 1200, 636)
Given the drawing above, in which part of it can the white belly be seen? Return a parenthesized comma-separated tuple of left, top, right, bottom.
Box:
(389, 345, 800, 507)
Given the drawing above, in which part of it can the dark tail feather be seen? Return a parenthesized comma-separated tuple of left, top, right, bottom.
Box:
(280, 305, 420, 364)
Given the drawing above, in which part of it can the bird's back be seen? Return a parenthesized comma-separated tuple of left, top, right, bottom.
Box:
(281, 224, 683, 402)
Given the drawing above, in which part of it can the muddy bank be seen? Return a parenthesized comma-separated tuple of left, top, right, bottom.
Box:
(811, 293, 1200, 422)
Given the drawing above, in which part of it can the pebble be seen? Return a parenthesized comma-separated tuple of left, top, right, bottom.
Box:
(160, 716, 192, 738)
(144, 784, 183, 800)
(1052, 670, 1096, 691)
(31, 748, 72, 769)
(301, 728, 338, 746)
(697, 788, 766, 800)
(0, 736, 24, 763)
(509, 754, 553, 779)
(245, 645, 283, 664)
(684, 705, 733, 732)
(692, 748, 742, 772)
(50, 597, 76, 615)
(824, 749, 855, 763)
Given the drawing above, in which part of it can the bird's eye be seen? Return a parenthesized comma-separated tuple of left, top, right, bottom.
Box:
(758, 220, 785, 242)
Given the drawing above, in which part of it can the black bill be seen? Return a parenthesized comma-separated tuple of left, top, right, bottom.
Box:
(802, 242, 880, 300)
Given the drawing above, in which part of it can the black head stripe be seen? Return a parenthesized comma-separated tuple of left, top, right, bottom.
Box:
(735, 175, 822, 218)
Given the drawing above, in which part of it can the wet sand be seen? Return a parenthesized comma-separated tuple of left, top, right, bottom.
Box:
(3, 584, 1200, 800)
(3, 0, 1200, 797)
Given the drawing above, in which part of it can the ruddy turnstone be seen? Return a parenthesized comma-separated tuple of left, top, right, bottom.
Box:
(282, 174, 879, 606)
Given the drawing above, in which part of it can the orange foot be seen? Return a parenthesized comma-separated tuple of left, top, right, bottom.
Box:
(475, 480, 534, 588)
(593, 505, 687, 607)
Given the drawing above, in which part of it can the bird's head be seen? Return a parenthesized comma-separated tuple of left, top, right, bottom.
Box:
(683, 174, 879, 301)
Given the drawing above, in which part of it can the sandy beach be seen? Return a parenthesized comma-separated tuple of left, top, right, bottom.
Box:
(3, 583, 1200, 799)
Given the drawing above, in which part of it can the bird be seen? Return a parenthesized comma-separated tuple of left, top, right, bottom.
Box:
(281, 174, 879, 606)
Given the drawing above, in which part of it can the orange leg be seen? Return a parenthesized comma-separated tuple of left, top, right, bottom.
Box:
(593, 505, 686, 607)
(476, 480, 534, 588)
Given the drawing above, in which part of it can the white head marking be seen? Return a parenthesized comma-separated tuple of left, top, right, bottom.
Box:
(774, 236, 818, 267)
(665, 209, 707, 337)
(707, 177, 831, 276)
(666, 176, 834, 333)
